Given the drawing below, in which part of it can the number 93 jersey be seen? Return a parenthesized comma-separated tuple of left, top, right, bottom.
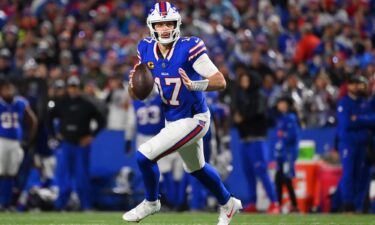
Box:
(0, 97, 28, 140)
(137, 36, 209, 122)
(133, 95, 165, 136)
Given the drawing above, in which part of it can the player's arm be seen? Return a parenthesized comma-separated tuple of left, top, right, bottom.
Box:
(24, 106, 38, 142)
(179, 54, 226, 91)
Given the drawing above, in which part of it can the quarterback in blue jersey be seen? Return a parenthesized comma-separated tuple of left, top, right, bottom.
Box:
(0, 80, 37, 208)
(123, 2, 242, 225)
(129, 91, 188, 210)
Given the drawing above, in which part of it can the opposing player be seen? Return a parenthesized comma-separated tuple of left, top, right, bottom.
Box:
(123, 2, 242, 224)
(0, 79, 37, 209)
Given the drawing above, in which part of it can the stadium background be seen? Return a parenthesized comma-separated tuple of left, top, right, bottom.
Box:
(0, 0, 374, 216)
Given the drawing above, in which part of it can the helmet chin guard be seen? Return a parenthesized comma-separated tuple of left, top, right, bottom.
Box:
(147, 1, 181, 45)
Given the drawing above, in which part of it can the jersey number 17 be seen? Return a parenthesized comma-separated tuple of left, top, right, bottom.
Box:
(154, 77, 182, 106)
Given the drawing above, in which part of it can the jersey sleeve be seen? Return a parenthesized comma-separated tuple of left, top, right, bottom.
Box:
(136, 38, 151, 64)
(16, 96, 30, 109)
(187, 37, 208, 64)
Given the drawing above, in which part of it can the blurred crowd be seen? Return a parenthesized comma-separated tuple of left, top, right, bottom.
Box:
(0, 0, 374, 128)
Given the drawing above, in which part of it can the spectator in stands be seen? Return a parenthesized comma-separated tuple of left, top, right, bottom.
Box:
(104, 75, 130, 131)
(48, 76, 105, 211)
(294, 23, 320, 64)
(248, 50, 274, 80)
(233, 72, 279, 214)
(81, 53, 106, 89)
(281, 72, 313, 127)
(308, 72, 338, 127)
(0, 48, 12, 77)
(2, 25, 18, 54)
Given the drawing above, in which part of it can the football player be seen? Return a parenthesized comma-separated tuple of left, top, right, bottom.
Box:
(0, 79, 37, 209)
(126, 89, 188, 210)
(123, 2, 241, 225)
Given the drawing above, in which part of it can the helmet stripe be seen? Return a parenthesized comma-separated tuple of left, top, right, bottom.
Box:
(159, 2, 167, 16)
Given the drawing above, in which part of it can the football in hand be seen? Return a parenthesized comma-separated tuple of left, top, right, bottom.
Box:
(131, 63, 154, 100)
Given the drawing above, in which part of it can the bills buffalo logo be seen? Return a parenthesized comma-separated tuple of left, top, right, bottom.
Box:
(147, 61, 155, 69)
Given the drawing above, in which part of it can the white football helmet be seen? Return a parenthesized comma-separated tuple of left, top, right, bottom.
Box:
(146, 1, 181, 45)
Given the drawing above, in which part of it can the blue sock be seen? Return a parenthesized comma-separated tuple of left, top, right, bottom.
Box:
(0, 177, 3, 205)
(160, 172, 175, 205)
(136, 151, 160, 201)
(190, 176, 206, 210)
(2, 177, 13, 206)
(191, 164, 230, 205)
(176, 173, 189, 208)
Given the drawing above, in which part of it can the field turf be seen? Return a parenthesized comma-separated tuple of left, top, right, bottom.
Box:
(0, 212, 374, 225)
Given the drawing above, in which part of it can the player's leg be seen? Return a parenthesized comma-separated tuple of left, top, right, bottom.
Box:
(285, 153, 298, 211)
(189, 176, 205, 210)
(54, 142, 73, 210)
(2, 139, 24, 208)
(275, 165, 284, 208)
(190, 130, 212, 210)
(0, 139, 7, 208)
(371, 169, 375, 214)
(339, 143, 355, 211)
(285, 177, 298, 211)
(240, 141, 257, 212)
(16, 167, 42, 211)
(174, 168, 189, 210)
(123, 114, 209, 222)
(158, 154, 176, 208)
(74, 144, 91, 210)
(250, 140, 279, 213)
(178, 139, 242, 225)
(353, 146, 371, 212)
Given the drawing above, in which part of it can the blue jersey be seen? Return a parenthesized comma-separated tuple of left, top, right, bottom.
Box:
(0, 97, 28, 140)
(137, 37, 209, 121)
(336, 95, 369, 144)
(275, 112, 300, 159)
(133, 95, 165, 136)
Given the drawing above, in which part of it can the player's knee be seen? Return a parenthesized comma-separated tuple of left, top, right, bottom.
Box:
(136, 151, 152, 165)
(183, 161, 205, 173)
(138, 142, 155, 160)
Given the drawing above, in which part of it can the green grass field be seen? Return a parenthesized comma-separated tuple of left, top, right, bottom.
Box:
(0, 212, 375, 225)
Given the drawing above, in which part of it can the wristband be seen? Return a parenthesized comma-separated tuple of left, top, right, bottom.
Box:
(191, 80, 209, 91)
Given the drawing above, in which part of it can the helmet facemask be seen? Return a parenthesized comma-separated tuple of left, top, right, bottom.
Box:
(148, 20, 181, 45)
(146, 2, 181, 45)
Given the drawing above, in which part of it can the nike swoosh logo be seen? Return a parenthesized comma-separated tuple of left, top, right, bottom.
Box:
(226, 206, 234, 218)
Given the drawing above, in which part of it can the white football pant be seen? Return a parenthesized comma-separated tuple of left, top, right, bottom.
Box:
(139, 111, 210, 173)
